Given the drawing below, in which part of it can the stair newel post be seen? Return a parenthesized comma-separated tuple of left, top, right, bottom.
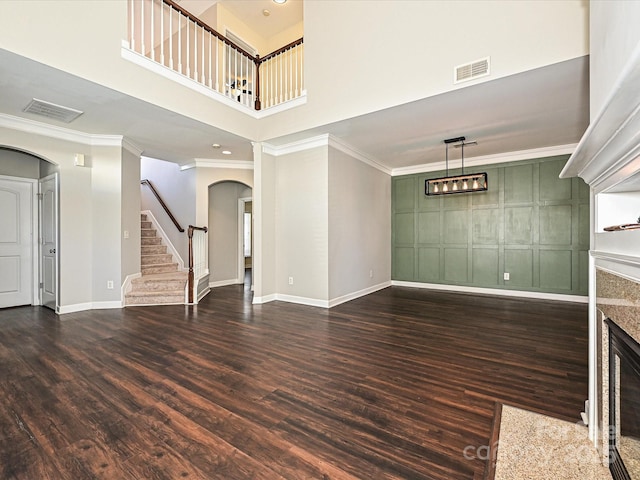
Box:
(254, 54, 261, 111)
(188, 225, 194, 304)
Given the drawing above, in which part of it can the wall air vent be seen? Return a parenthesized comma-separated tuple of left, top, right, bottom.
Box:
(23, 98, 84, 123)
(454, 57, 490, 84)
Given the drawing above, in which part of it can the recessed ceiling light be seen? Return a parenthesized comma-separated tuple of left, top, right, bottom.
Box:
(263, 9, 270, 16)
(212, 143, 221, 149)
(273, 0, 287, 4)
(222, 150, 232, 155)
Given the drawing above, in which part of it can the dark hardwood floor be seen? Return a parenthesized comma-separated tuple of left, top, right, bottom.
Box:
(0, 286, 588, 479)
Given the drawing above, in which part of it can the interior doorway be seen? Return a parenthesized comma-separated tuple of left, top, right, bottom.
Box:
(0, 147, 59, 311)
(208, 181, 252, 290)
(239, 197, 252, 290)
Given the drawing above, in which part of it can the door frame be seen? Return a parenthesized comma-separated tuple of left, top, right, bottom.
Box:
(0, 174, 39, 306)
(238, 196, 252, 286)
(39, 172, 59, 311)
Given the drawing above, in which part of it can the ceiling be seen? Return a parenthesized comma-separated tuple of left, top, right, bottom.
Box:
(0, 45, 589, 172)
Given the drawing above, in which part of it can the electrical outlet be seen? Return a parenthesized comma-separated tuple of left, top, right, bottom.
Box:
(107, 280, 114, 289)
(123, 230, 129, 239)
(503, 272, 510, 281)
(288, 276, 294, 285)
(369, 269, 373, 278)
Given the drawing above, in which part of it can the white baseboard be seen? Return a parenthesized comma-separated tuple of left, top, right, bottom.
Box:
(58, 300, 123, 314)
(391, 281, 589, 303)
(328, 281, 392, 307)
(209, 278, 241, 288)
(252, 294, 277, 304)
(275, 294, 329, 308)
(197, 287, 211, 302)
(252, 282, 392, 309)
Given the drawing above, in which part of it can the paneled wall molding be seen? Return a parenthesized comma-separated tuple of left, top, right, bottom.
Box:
(392, 280, 588, 303)
(180, 159, 254, 170)
(392, 143, 578, 176)
(392, 156, 590, 296)
(261, 134, 391, 175)
(0, 112, 124, 147)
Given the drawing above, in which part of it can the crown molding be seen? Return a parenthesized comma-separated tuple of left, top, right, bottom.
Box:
(122, 137, 144, 157)
(0, 112, 125, 147)
(262, 134, 391, 175)
(391, 143, 578, 176)
(180, 159, 254, 170)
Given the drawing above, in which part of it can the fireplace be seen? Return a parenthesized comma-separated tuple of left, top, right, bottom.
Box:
(607, 318, 640, 480)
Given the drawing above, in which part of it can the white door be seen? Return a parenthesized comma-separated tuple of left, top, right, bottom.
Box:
(40, 174, 58, 310)
(0, 177, 33, 308)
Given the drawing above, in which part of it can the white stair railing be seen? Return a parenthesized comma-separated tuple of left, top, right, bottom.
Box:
(127, 0, 303, 110)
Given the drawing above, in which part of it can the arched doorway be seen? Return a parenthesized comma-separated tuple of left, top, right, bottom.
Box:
(208, 181, 252, 290)
(0, 147, 59, 310)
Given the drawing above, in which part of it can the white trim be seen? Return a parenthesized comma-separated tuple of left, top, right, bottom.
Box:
(31, 179, 40, 305)
(57, 301, 123, 314)
(142, 210, 185, 270)
(255, 94, 308, 118)
(392, 143, 578, 176)
(391, 281, 588, 303)
(328, 281, 391, 308)
(180, 159, 254, 171)
(197, 286, 211, 302)
(252, 293, 277, 304)
(122, 138, 144, 157)
(121, 43, 306, 120)
(0, 112, 124, 147)
(275, 294, 329, 308)
(328, 136, 391, 175)
(262, 134, 329, 156)
(592, 250, 640, 284)
(209, 278, 242, 288)
(121, 272, 141, 307)
(262, 134, 391, 175)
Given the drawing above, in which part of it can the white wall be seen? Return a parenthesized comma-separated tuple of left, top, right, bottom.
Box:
(275, 146, 329, 302)
(258, 0, 589, 141)
(91, 146, 123, 303)
(140, 156, 196, 266)
(328, 147, 391, 301)
(590, 0, 640, 120)
(253, 146, 277, 301)
(121, 148, 141, 283)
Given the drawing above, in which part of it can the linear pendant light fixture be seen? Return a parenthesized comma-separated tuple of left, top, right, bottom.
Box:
(425, 136, 488, 196)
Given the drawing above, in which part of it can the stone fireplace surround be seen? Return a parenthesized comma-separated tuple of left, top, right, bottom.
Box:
(597, 268, 640, 477)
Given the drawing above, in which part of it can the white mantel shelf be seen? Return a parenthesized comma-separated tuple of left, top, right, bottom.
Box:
(561, 42, 640, 194)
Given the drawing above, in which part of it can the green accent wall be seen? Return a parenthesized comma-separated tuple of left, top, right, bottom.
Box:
(392, 155, 590, 295)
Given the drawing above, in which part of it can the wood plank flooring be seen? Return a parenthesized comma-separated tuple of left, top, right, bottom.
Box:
(0, 286, 589, 479)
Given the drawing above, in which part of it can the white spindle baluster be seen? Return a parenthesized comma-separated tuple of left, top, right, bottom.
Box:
(169, 6, 173, 69)
(215, 39, 219, 92)
(201, 28, 205, 84)
(234, 48, 238, 102)
(194, 23, 198, 81)
(140, 0, 145, 55)
(186, 20, 190, 77)
(150, 0, 155, 61)
(177, 12, 182, 74)
(300, 44, 304, 91)
(160, 1, 165, 65)
(208, 36, 212, 88)
(227, 44, 231, 98)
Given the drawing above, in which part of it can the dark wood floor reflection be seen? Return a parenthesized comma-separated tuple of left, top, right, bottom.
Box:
(0, 286, 588, 479)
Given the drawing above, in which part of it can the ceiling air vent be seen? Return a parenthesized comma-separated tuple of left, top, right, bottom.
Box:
(23, 98, 83, 123)
(454, 57, 490, 84)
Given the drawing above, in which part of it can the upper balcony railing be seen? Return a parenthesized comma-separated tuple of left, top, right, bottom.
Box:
(127, 0, 304, 111)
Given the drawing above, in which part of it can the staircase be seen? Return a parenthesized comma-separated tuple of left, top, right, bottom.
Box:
(124, 213, 187, 306)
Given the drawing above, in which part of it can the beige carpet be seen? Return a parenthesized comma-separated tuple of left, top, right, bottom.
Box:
(493, 405, 611, 480)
